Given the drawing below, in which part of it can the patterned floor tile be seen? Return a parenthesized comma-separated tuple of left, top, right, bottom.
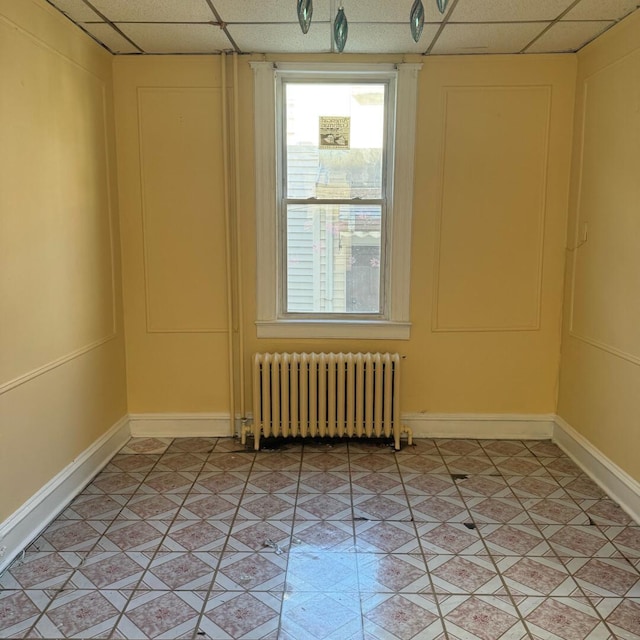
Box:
(141, 552, 218, 590)
(589, 597, 640, 640)
(358, 553, 431, 593)
(348, 438, 397, 454)
(350, 471, 405, 495)
(428, 554, 502, 595)
(464, 497, 532, 524)
(227, 520, 293, 553)
(120, 438, 172, 455)
(212, 437, 252, 453)
(522, 498, 590, 525)
(100, 519, 169, 552)
(0, 552, 83, 590)
(437, 439, 483, 457)
(479, 524, 555, 557)
(443, 456, 498, 476)
(354, 494, 411, 521)
(348, 454, 400, 473)
(119, 493, 184, 521)
(481, 440, 532, 458)
(167, 437, 218, 453)
(286, 552, 359, 592)
(204, 452, 255, 472)
(602, 526, 640, 561)
(214, 552, 287, 591)
(506, 475, 568, 500)
(281, 591, 362, 640)
(538, 525, 620, 558)
(438, 594, 528, 639)
(581, 499, 634, 526)
(409, 495, 470, 522)
(114, 590, 202, 639)
(60, 494, 127, 521)
(363, 593, 445, 639)
(161, 519, 230, 552)
(402, 473, 459, 496)
(85, 472, 145, 495)
(558, 475, 608, 500)
(527, 441, 565, 458)
(67, 551, 149, 589)
(178, 493, 239, 520)
(564, 557, 640, 597)
(34, 589, 127, 639)
(396, 455, 448, 474)
(0, 590, 51, 638)
(294, 493, 353, 520)
(31, 520, 107, 552)
(244, 471, 299, 494)
(517, 596, 611, 639)
(252, 452, 302, 471)
(497, 556, 582, 596)
(455, 475, 514, 498)
(104, 454, 159, 473)
(395, 439, 439, 455)
(355, 520, 420, 554)
(300, 452, 350, 472)
(154, 452, 208, 472)
(134, 471, 197, 495)
(417, 523, 487, 556)
(290, 520, 355, 552)
(191, 471, 248, 494)
(298, 471, 351, 493)
(541, 457, 583, 477)
(236, 493, 297, 520)
(199, 590, 282, 639)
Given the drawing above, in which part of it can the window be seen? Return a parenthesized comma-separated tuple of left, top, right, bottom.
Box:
(252, 63, 421, 339)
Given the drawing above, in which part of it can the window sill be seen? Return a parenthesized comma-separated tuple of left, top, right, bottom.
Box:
(255, 320, 411, 340)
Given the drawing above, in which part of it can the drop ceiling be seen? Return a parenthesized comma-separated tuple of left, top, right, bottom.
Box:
(46, 0, 640, 55)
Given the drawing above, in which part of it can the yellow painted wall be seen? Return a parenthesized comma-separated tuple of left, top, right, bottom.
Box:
(557, 11, 640, 482)
(114, 53, 576, 418)
(0, 0, 127, 520)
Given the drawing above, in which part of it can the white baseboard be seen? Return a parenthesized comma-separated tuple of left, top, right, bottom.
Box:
(0, 416, 130, 575)
(402, 413, 555, 440)
(553, 416, 640, 525)
(128, 413, 233, 438)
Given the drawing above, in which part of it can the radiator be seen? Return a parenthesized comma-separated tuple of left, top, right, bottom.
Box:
(244, 352, 412, 451)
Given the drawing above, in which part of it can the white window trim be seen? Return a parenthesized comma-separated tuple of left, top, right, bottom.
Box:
(251, 61, 421, 340)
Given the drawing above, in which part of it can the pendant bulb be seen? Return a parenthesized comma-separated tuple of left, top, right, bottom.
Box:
(436, 0, 448, 14)
(410, 0, 425, 43)
(297, 0, 313, 34)
(334, 7, 348, 53)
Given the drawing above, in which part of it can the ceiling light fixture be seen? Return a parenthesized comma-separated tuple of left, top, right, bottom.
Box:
(297, 0, 449, 50)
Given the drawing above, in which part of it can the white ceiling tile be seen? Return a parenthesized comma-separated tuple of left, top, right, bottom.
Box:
(49, 0, 102, 22)
(526, 20, 615, 52)
(565, 0, 639, 21)
(451, 0, 575, 22)
(88, 0, 215, 22)
(227, 23, 332, 53)
(339, 23, 439, 53)
(431, 22, 547, 54)
(211, 0, 332, 23)
(337, 0, 451, 23)
(117, 23, 231, 53)
(82, 23, 140, 53)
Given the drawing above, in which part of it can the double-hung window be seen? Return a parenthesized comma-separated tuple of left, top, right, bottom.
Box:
(252, 63, 421, 339)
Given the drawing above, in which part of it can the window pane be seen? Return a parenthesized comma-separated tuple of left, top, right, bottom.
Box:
(286, 204, 382, 314)
(285, 83, 385, 200)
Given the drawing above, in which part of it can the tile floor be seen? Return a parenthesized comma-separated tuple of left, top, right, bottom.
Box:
(1, 436, 639, 639)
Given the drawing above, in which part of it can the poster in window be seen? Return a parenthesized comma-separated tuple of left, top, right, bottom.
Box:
(319, 116, 350, 149)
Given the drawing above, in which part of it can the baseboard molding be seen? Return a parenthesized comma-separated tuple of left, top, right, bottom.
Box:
(402, 413, 555, 440)
(553, 416, 640, 525)
(0, 415, 130, 575)
(128, 413, 233, 438)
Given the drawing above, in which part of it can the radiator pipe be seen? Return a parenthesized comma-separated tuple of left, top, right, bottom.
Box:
(220, 52, 236, 436)
(233, 52, 247, 422)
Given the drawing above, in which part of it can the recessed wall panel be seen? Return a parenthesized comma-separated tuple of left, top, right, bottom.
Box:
(433, 86, 551, 331)
(138, 88, 227, 332)
(570, 52, 640, 364)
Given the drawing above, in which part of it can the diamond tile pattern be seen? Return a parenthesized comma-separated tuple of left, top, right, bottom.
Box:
(1, 436, 639, 639)
(46, 0, 639, 55)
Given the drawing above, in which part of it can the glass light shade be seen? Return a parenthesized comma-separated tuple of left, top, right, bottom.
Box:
(437, 0, 449, 14)
(410, 0, 425, 43)
(297, 0, 313, 34)
(334, 7, 348, 53)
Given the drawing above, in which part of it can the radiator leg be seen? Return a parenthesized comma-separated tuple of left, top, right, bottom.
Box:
(401, 425, 414, 447)
(240, 423, 252, 446)
(254, 428, 261, 451)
